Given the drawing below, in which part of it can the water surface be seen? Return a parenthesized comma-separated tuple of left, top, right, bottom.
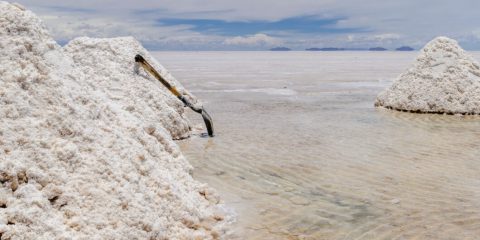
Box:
(153, 51, 480, 240)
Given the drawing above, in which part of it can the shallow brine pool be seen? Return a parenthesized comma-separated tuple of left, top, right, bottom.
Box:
(154, 51, 480, 240)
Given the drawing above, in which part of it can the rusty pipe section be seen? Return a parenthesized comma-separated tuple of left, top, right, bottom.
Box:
(135, 54, 214, 137)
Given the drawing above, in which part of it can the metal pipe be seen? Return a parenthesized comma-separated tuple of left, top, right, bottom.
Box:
(135, 54, 214, 137)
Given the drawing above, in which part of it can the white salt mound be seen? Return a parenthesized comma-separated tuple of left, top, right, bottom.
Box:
(0, 2, 226, 239)
(63, 36, 198, 140)
(375, 37, 480, 114)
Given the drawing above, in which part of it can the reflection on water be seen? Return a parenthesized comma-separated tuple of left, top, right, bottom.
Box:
(154, 52, 480, 240)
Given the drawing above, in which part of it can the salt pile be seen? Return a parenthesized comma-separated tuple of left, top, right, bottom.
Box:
(375, 37, 480, 114)
(63, 37, 199, 140)
(0, 2, 226, 239)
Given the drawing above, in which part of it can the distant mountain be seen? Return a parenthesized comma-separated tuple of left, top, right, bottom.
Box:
(306, 47, 345, 51)
(270, 47, 291, 51)
(344, 48, 369, 51)
(395, 46, 415, 51)
(369, 47, 388, 51)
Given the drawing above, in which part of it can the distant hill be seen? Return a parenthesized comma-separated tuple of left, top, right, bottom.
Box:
(306, 47, 345, 51)
(345, 48, 368, 51)
(396, 46, 415, 51)
(369, 47, 388, 51)
(270, 47, 291, 51)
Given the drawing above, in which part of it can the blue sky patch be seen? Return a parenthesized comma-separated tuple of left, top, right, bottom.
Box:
(45, 6, 96, 13)
(156, 16, 366, 36)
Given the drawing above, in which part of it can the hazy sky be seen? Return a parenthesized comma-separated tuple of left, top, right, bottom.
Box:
(14, 0, 480, 50)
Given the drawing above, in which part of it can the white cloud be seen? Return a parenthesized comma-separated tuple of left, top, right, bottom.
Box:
(12, 0, 480, 50)
(32, 8, 223, 50)
(223, 33, 281, 46)
(470, 30, 480, 40)
(373, 33, 401, 41)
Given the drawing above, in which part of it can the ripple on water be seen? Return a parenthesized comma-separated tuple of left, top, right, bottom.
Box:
(159, 52, 480, 240)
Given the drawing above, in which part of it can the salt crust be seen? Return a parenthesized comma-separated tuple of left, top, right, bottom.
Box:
(375, 37, 480, 114)
(0, 2, 226, 239)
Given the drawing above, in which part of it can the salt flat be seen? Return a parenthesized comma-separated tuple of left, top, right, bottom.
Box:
(154, 51, 480, 240)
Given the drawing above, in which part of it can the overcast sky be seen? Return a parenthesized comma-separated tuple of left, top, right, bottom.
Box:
(14, 0, 480, 50)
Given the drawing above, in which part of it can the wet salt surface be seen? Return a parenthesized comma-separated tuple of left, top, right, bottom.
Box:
(153, 51, 480, 239)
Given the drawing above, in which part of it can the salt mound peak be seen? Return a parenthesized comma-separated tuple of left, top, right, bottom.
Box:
(63, 36, 196, 139)
(375, 36, 480, 114)
(0, 2, 226, 239)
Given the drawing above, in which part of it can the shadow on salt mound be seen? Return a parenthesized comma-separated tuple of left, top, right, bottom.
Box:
(375, 36, 480, 115)
(63, 37, 199, 139)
